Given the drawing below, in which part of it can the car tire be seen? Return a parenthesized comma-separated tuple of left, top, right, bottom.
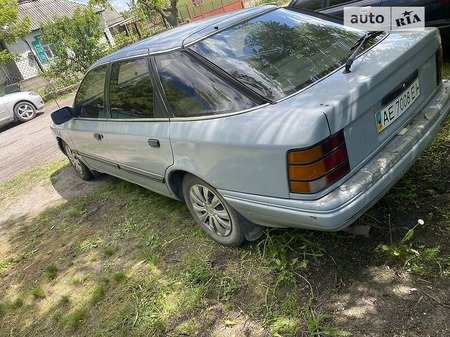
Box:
(182, 174, 246, 247)
(63, 142, 94, 181)
(14, 101, 36, 122)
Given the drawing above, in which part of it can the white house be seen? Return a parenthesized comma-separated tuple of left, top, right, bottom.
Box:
(0, 0, 130, 90)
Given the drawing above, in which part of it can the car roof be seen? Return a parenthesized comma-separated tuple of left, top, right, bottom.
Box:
(92, 5, 276, 68)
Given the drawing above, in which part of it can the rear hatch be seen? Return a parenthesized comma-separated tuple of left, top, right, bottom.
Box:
(294, 28, 442, 176)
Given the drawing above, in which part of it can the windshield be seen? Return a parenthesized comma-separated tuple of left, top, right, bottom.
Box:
(189, 8, 382, 100)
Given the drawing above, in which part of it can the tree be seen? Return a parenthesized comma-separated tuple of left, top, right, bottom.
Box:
(0, 0, 31, 66)
(40, 6, 107, 80)
(130, 0, 179, 27)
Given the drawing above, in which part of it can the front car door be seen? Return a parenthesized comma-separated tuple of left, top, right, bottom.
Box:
(67, 65, 119, 174)
(0, 97, 13, 127)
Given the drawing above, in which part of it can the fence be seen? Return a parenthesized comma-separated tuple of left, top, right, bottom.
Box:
(179, 0, 244, 22)
(14, 55, 40, 80)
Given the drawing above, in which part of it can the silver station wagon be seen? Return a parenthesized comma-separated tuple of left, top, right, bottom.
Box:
(51, 5, 450, 246)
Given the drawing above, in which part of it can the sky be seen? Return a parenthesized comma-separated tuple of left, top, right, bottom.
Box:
(77, 0, 130, 13)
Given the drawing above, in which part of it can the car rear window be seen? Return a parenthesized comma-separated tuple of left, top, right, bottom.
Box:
(189, 8, 376, 100)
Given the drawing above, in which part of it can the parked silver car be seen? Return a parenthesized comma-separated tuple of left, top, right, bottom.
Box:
(50, 5, 450, 246)
(0, 91, 44, 128)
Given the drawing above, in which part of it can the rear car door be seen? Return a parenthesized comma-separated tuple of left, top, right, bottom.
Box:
(102, 56, 173, 196)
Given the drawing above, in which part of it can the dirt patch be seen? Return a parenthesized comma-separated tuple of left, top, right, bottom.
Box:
(1, 167, 108, 223)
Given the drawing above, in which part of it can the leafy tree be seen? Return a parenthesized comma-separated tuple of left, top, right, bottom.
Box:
(40, 6, 107, 80)
(130, 0, 179, 27)
(0, 0, 31, 66)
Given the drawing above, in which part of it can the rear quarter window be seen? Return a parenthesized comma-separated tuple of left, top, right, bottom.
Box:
(155, 51, 257, 118)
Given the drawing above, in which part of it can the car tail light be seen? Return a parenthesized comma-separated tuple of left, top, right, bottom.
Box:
(436, 44, 443, 86)
(288, 130, 350, 194)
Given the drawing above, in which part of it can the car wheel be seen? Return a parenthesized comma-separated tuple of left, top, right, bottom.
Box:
(63, 142, 94, 181)
(14, 101, 36, 122)
(182, 174, 246, 246)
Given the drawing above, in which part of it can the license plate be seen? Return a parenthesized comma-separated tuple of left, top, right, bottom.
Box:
(375, 78, 420, 134)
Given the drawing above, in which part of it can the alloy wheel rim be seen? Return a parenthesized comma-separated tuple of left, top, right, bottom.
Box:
(189, 184, 232, 237)
(17, 104, 34, 119)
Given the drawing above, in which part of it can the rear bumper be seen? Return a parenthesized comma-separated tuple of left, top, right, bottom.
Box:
(221, 81, 450, 231)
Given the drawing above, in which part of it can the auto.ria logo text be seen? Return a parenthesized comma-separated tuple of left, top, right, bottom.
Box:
(344, 7, 425, 31)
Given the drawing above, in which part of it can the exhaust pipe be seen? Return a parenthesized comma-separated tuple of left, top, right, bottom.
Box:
(343, 224, 371, 237)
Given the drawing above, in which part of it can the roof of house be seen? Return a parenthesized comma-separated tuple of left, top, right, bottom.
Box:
(100, 4, 124, 27)
(18, 0, 125, 31)
(19, 0, 86, 31)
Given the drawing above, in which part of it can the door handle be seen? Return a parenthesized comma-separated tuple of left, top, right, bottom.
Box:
(148, 138, 160, 148)
(93, 133, 103, 141)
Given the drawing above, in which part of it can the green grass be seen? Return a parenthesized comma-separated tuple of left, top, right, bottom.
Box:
(0, 60, 449, 337)
(44, 265, 58, 281)
(0, 159, 69, 207)
(376, 219, 450, 277)
(0, 171, 348, 335)
(31, 286, 46, 299)
(1, 133, 449, 335)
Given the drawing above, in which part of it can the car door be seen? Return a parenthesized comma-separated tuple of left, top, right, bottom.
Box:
(67, 65, 119, 174)
(0, 98, 13, 127)
(102, 56, 173, 196)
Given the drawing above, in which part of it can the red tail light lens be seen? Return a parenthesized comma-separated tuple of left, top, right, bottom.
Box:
(288, 130, 350, 194)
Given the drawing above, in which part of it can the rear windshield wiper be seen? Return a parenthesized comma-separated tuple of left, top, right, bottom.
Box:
(343, 31, 383, 74)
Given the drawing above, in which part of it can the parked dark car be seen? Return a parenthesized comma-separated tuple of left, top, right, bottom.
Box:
(288, 0, 450, 45)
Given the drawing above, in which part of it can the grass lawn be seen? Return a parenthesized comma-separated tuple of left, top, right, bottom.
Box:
(0, 52, 449, 337)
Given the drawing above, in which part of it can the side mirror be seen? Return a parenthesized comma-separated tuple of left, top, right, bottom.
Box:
(51, 106, 73, 125)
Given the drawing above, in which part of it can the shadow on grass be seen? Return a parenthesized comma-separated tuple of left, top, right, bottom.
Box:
(1, 122, 449, 336)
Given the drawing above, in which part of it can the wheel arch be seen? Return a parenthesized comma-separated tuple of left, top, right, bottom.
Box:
(167, 170, 188, 201)
(167, 170, 221, 202)
(13, 100, 38, 111)
(56, 137, 67, 155)
(168, 169, 265, 243)
(57, 138, 91, 169)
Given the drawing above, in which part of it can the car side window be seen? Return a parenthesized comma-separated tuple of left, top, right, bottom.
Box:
(290, 0, 327, 10)
(155, 51, 257, 118)
(74, 65, 107, 118)
(109, 58, 155, 119)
